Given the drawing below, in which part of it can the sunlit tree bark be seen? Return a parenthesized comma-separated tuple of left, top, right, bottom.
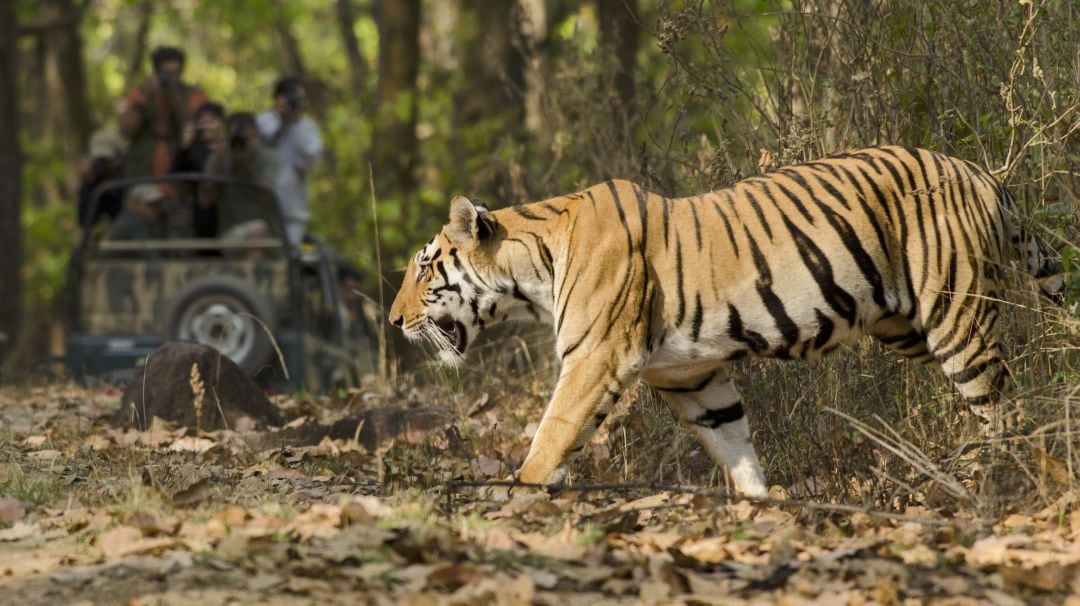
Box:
(371, 0, 420, 210)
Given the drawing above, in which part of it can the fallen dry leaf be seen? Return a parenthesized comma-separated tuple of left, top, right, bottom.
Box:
(511, 530, 587, 561)
(22, 435, 47, 448)
(0, 521, 39, 542)
(95, 525, 178, 559)
(168, 436, 216, 453)
(1032, 447, 1072, 485)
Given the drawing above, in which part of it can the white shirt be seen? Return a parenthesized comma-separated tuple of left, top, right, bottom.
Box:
(256, 110, 323, 227)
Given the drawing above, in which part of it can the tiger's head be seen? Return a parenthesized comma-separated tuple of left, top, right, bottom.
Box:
(389, 195, 503, 366)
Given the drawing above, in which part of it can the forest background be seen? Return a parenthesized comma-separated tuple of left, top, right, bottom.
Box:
(2, 5, 1080, 599)
(0, 0, 1076, 377)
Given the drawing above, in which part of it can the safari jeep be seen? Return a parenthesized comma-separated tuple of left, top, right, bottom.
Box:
(66, 174, 380, 393)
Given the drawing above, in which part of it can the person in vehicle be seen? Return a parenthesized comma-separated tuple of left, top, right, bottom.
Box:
(256, 76, 322, 247)
(118, 47, 208, 178)
(77, 130, 126, 230)
(170, 102, 226, 173)
(200, 112, 280, 239)
(170, 102, 227, 237)
(106, 183, 169, 243)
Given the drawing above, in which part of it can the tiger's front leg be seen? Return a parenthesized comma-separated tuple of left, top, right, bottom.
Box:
(516, 355, 640, 486)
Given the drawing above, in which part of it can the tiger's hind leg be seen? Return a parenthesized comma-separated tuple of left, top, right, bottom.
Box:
(922, 296, 1015, 436)
(646, 367, 768, 497)
(869, 313, 936, 366)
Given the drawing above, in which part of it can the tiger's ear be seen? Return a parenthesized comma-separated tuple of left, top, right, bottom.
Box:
(447, 195, 494, 244)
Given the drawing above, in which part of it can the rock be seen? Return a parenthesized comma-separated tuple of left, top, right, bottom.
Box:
(116, 341, 284, 430)
(0, 497, 26, 524)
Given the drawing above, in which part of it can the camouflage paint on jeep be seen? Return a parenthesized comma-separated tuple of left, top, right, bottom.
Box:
(80, 258, 290, 334)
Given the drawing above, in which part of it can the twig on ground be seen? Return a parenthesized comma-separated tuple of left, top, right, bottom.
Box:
(441, 479, 971, 528)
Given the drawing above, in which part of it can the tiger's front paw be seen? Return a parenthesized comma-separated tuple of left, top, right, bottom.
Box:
(478, 475, 540, 502)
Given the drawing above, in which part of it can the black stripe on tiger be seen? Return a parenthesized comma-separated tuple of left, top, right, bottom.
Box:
(816, 196, 888, 308)
(607, 180, 634, 257)
(540, 202, 561, 215)
(709, 197, 740, 258)
(743, 188, 774, 240)
(512, 205, 545, 220)
(727, 303, 769, 354)
(693, 402, 745, 428)
(780, 214, 858, 325)
(654, 371, 716, 393)
(560, 313, 601, 360)
(827, 164, 897, 281)
(633, 183, 649, 255)
(745, 228, 800, 355)
(689, 198, 703, 250)
(691, 293, 704, 342)
(675, 235, 686, 327)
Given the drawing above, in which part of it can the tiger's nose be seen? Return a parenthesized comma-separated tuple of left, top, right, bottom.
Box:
(389, 313, 404, 327)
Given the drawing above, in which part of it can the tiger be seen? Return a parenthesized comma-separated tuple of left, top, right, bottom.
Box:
(389, 146, 1063, 497)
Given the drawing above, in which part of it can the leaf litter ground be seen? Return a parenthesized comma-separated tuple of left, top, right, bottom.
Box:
(1, 383, 1079, 605)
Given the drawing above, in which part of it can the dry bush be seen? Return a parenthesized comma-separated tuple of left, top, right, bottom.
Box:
(433, 0, 1080, 515)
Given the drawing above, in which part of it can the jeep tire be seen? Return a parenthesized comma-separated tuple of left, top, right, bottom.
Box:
(165, 276, 276, 375)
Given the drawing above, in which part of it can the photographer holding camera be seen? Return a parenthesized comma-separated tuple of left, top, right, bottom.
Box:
(256, 76, 323, 247)
(200, 113, 279, 239)
(118, 47, 208, 178)
(169, 102, 226, 238)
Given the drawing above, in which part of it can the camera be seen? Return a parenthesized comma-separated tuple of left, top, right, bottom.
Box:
(229, 133, 247, 151)
(287, 95, 304, 111)
(156, 69, 177, 88)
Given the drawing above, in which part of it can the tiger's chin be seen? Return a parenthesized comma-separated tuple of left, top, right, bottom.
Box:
(433, 317, 470, 367)
(437, 347, 467, 367)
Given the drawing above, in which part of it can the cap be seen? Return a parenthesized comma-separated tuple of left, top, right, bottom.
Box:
(88, 130, 125, 160)
(129, 183, 166, 205)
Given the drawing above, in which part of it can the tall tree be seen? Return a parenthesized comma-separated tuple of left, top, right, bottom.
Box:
(273, 2, 329, 121)
(455, 0, 525, 126)
(519, 0, 548, 135)
(371, 0, 420, 209)
(122, 0, 153, 94)
(0, 0, 20, 368)
(336, 0, 368, 99)
(39, 0, 92, 176)
(597, 0, 639, 125)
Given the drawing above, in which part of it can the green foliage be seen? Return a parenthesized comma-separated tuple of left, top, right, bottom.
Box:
(11, 0, 1078, 370)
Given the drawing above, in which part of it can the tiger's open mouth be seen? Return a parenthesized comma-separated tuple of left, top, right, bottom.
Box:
(435, 317, 468, 353)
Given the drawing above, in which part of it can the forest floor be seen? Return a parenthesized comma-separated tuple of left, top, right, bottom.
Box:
(1, 382, 1079, 605)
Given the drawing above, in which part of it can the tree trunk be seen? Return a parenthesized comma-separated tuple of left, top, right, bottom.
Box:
(455, 0, 524, 126)
(371, 0, 420, 209)
(40, 0, 91, 187)
(122, 0, 153, 94)
(0, 0, 21, 370)
(597, 0, 639, 125)
(519, 0, 548, 135)
(336, 0, 368, 98)
(273, 2, 329, 121)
